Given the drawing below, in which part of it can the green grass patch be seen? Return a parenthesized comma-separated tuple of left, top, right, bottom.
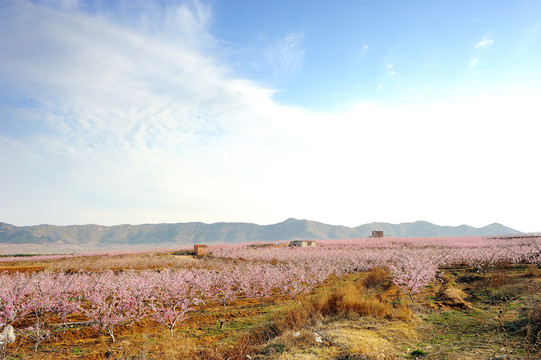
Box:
(424, 309, 493, 337)
(409, 348, 427, 358)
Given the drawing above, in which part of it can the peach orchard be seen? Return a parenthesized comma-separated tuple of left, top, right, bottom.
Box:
(0, 235, 539, 352)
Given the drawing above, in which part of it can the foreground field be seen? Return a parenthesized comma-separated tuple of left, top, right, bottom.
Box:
(0, 236, 540, 359)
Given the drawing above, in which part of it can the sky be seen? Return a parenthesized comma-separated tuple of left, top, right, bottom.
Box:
(1, 0, 540, 232)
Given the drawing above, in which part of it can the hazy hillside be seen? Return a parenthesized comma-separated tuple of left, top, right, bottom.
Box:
(0, 219, 522, 247)
(354, 221, 520, 237)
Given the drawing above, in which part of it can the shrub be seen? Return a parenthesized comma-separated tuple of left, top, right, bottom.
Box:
(315, 282, 404, 320)
(410, 348, 427, 357)
(362, 267, 390, 288)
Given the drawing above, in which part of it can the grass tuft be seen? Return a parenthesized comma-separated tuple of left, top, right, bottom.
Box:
(362, 266, 390, 288)
(523, 264, 539, 278)
(316, 283, 394, 319)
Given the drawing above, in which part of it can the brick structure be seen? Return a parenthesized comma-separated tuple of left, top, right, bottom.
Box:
(194, 244, 209, 256)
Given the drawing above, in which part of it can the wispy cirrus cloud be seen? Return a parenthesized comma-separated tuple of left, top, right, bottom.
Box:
(470, 34, 493, 67)
(0, 0, 288, 224)
(265, 32, 305, 75)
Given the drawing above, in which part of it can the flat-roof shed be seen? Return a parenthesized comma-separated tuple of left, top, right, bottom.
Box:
(194, 244, 209, 256)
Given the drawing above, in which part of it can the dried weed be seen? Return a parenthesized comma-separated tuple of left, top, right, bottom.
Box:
(361, 267, 390, 289)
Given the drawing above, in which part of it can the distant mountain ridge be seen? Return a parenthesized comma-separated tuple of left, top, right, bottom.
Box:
(0, 219, 522, 246)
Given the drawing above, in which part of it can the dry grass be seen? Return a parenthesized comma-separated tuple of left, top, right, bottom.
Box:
(334, 354, 375, 360)
(361, 267, 389, 288)
(436, 285, 472, 310)
(482, 272, 514, 287)
(45, 253, 199, 272)
(524, 264, 539, 278)
(275, 271, 411, 330)
(256, 329, 316, 357)
(193, 336, 254, 360)
(44, 253, 265, 273)
(316, 283, 393, 319)
(235, 271, 412, 360)
(526, 298, 541, 348)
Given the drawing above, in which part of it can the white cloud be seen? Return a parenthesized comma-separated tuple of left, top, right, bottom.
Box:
(470, 58, 479, 66)
(358, 44, 369, 58)
(265, 32, 305, 75)
(475, 39, 494, 48)
(0, 1, 284, 224)
(0, 1, 540, 231)
(475, 35, 494, 49)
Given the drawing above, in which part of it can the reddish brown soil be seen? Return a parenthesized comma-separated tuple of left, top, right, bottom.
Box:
(0, 265, 47, 274)
(4, 291, 290, 359)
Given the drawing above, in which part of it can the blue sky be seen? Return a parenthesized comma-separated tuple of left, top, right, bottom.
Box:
(1, 0, 540, 232)
(213, 1, 541, 109)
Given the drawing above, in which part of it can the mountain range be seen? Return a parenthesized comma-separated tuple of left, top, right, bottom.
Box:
(0, 219, 521, 246)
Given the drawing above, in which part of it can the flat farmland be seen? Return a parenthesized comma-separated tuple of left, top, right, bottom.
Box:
(0, 236, 540, 359)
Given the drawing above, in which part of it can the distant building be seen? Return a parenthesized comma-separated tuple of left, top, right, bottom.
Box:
(289, 240, 316, 247)
(371, 231, 384, 238)
(194, 244, 209, 256)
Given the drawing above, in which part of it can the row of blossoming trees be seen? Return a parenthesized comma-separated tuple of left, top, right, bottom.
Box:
(0, 235, 540, 350)
(212, 235, 541, 301)
(0, 263, 330, 349)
